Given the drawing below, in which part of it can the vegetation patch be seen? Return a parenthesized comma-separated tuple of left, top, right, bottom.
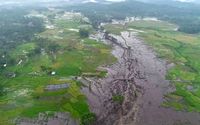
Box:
(112, 95, 124, 104)
(0, 8, 116, 125)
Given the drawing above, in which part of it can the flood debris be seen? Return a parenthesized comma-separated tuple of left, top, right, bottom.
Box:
(15, 112, 79, 125)
(81, 31, 145, 125)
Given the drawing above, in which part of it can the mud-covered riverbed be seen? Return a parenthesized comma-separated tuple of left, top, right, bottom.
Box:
(121, 32, 200, 125)
(83, 31, 200, 125)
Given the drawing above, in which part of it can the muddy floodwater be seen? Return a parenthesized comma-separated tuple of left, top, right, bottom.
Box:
(83, 31, 200, 125)
(120, 32, 200, 125)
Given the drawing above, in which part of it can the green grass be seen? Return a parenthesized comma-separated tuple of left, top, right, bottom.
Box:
(55, 19, 81, 29)
(104, 24, 125, 35)
(127, 20, 177, 31)
(10, 42, 36, 59)
(104, 20, 177, 35)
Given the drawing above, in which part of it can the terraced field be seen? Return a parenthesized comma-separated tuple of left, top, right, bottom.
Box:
(0, 10, 116, 125)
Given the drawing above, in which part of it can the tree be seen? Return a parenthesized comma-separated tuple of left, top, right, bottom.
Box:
(34, 46, 41, 54)
(48, 43, 60, 53)
(79, 28, 89, 38)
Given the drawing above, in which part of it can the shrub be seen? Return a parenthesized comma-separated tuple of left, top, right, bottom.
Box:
(81, 113, 96, 125)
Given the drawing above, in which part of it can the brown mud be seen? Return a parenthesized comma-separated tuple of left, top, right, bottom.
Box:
(82, 31, 200, 125)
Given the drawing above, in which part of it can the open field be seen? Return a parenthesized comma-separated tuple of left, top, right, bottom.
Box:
(104, 20, 200, 112)
(104, 20, 177, 35)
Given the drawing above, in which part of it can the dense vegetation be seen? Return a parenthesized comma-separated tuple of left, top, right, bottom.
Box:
(0, 7, 116, 125)
(66, 0, 200, 34)
(0, 7, 44, 72)
(0, 7, 44, 50)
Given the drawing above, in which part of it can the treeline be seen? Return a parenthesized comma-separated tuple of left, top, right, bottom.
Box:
(66, 0, 200, 34)
(0, 7, 44, 52)
(166, 16, 200, 34)
(0, 6, 45, 74)
(0, 6, 44, 69)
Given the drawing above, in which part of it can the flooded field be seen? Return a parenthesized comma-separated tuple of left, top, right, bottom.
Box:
(83, 31, 200, 125)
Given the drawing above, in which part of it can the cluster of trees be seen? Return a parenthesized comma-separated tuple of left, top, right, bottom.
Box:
(67, 0, 200, 34)
(0, 6, 47, 75)
(79, 28, 89, 37)
(34, 38, 60, 54)
(168, 16, 200, 34)
(0, 7, 44, 52)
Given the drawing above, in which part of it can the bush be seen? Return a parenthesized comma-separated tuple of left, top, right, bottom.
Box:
(0, 84, 5, 96)
(79, 28, 89, 38)
(81, 113, 96, 125)
(112, 95, 124, 104)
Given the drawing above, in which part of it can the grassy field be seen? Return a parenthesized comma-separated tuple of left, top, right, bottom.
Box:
(0, 11, 116, 125)
(104, 20, 200, 112)
(104, 20, 176, 35)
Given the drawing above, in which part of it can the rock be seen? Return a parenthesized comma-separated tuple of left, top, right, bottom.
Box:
(17, 112, 78, 125)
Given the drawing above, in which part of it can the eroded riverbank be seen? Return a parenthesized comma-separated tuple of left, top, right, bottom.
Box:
(83, 31, 200, 125)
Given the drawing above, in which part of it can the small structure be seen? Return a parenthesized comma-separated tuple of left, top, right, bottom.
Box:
(17, 60, 23, 65)
(3, 64, 7, 67)
(51, 71, 56, 75)
(45, 83, 69, 91)
(5, 72, 16, 78)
